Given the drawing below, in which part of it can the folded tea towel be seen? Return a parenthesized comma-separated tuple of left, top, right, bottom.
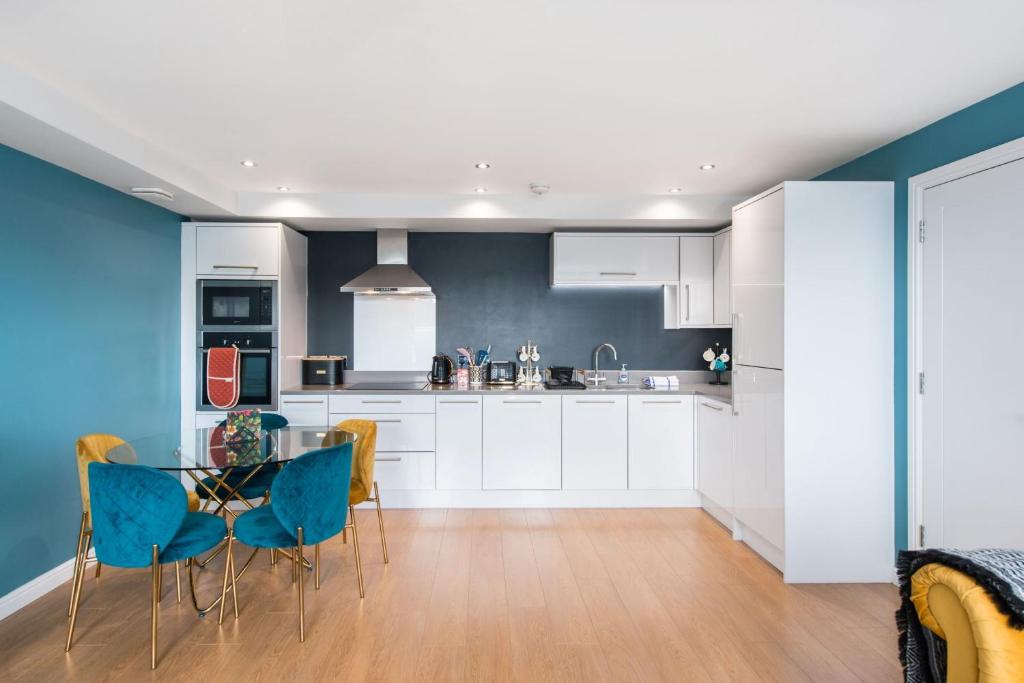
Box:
(643, 376, 680, 389)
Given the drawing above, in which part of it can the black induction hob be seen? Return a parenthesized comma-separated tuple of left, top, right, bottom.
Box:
(343, 382, 428, 391)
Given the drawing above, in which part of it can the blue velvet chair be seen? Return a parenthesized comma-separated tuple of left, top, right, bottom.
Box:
(67, 462, 229, 669)
(220, 442, 353, 641)
(194, 413, 290, 507)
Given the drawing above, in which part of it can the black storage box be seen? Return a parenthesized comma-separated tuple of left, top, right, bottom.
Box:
(302, 356, 347, 385)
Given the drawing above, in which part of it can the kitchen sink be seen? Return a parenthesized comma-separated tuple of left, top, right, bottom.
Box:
(585, 384, 642, 391)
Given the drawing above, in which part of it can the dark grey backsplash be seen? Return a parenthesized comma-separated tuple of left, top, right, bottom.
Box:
(307, 232, 731, 370)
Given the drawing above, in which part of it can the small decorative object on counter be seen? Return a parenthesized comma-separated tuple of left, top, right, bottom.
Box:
(703, 343, 730, 385)
(516, 340, 541, 388)
(468, 365, 485, 385)
(618, 364, 629, 384)
(302, 355, 347, 385)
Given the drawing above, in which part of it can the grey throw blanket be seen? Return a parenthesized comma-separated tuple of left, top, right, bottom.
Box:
(896, 548, 1024, 683)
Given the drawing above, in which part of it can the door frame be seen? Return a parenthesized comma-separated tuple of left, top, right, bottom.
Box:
(907, 135, 1024, 549)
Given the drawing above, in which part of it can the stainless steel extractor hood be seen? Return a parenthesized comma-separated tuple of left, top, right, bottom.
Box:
(339, 229, 433, 295)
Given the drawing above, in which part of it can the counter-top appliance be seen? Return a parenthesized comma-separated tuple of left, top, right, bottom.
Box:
(198, 279, 276, 331)
(487, 361, 517, 385)
(430, 354, 454, 384)
(302, 356, 346, 386)
(544, 366, 586, 390)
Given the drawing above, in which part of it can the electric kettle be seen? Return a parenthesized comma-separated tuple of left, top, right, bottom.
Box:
(429, 354, 454, 384)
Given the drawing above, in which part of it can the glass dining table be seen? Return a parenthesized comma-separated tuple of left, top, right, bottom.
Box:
(103, 425, 357, 615)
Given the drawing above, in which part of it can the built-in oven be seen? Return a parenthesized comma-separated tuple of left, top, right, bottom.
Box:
(196, 331, 278, 411)
(197, 279, 276, 331)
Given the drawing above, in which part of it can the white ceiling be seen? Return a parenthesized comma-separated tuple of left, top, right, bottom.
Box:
(1, 0, 1022, 229)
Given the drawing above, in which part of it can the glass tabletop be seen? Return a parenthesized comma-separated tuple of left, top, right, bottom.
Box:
(104, 426, 357, 471)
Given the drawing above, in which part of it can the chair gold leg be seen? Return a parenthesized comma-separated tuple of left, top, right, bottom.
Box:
(94, 560, 102, 579)
(65, 540, 88, 652)
(315, 544, 321, 590)
(229, 546, 239, 619)
(349, 506, 365, 598)
(271, 548, 277, 566)
(175, 562, 181, 604)
(150, 545, 159, 670)
(68, 512, 87, 617)
(373, 482, 389, 564)
(218, 531, 236, 625)
(342, 527, 347, 544)
(291, 542, 297, 583)
(157, 563, 163, 601)
(297, 529, 305, 642)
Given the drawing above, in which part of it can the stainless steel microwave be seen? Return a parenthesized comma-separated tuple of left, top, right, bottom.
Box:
(197, 280, 276, 331)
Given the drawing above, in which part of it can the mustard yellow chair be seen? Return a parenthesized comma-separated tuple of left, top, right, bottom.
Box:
(911, 562, 1024, 682)
(334, 419, 390, 598)
(70, 434, 200, 616)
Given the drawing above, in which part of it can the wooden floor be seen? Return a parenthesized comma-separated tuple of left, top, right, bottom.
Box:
(0, 509, 901, 682)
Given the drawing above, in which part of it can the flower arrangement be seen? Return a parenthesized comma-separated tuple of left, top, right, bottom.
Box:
(702, 344, 730, 386)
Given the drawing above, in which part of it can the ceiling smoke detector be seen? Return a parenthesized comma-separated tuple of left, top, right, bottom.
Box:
(129, 187, 174, 201)
(529, 183, 550, 196)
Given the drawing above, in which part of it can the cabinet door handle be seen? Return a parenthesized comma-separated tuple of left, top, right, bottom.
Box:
(439, 400, 480, 404)
(375, 456, 402, 462)
(685, 284, 691, 322)
(282, 399, 324, 404)
(503, 400, 542, 404)
(731, 369, 739, 416)
(575, 400, 616, 404)
(374, 419, 403, 423)
(642, 400, 682, 404)
(732, 312, 741, 360)
(212, 264, 259, 269)
(599, 271, 637, 276)
(362, 400, 402, 404)
(701, 402, 724, 411)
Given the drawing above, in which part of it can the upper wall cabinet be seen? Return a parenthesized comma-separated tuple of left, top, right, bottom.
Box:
(677, 235, 714, 327)
(713, 230, 732, 326)
(196, 224, 281, 277)
(551, 233, 679, 286)
(732, 190, 783, 286)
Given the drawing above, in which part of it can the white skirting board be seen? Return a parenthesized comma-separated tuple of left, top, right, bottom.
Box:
(353, 489, 702, 509)
(0, 555, 77, 623)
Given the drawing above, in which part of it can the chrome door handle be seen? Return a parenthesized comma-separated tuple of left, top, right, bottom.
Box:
(701, 402, 724, 411)
(375, 456, 402, 462)
(212, 264, 259, 269)
(282, 400, 324, 404)
(374, 419, 403, 423)
(685, 284, 691, 321)
(438, 400, 480, 404)
(503, 400, 542, 404)
(642, 400, 682, 404)
(362, 400, 402, 404)
(575, 400, 616, 404)
(599, 272, 637, 276)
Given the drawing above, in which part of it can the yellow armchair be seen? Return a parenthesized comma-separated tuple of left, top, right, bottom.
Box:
(911, 562, 1024, 682)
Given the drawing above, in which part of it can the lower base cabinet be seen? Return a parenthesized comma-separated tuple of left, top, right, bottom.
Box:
(697, 397, 732, 511)
(435, 396, 483, 489)
(372, 451, 436, 490)
(732, 366, 784, 550)
(279, 395, 329, 426)
(627, 395, 695, 489)
(562, 395, 627, 489)
(482, 395, 561, 490)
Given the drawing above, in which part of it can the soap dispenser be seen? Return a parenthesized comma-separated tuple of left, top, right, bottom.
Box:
(618, 364, 629, 384)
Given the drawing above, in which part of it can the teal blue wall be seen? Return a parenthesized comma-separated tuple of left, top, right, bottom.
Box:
(816, 82, 1024, 552)
(0, 144, 181, 597)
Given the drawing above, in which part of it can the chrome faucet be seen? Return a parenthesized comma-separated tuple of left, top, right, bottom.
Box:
(590, 343, 618, 384)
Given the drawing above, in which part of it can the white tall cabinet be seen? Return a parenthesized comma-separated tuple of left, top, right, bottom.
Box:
(730, 182, 894, 583)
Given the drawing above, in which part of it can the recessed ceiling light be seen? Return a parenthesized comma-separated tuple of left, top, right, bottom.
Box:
(669, 187, 683, 193)
(240, 160, 257, 168)
(277, 186, 291, 192)
(474, 187, 488, 193)
(475, 162, 491, 169)
(699, 163, 716, 171)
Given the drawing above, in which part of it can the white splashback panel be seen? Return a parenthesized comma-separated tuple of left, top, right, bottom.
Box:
(354, 295, 436, 371)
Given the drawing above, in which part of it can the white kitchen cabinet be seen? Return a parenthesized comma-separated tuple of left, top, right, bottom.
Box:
(373, 451, 436, 490)
(196, 224, 280, 277)
(328, 394, 435, 414)
(732, 284, 784, 370)
(627, 395, 694, 490)
(732, 188, 783, 286)
(713, 230, 731, 326)
(551, 233, 679, 285)
(697, 397, 733, 515)
(279, 395, 329, 426)
(677, 235, 714, 327)
(435, 397, 483, 490)
(329, 412, 435, 452)
(562, 395, 627, 489)
(482, 395, 561, 490)
(732, 366, 784, 551)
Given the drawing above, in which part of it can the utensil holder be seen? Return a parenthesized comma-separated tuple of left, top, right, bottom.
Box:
(469, 364, 486, 385)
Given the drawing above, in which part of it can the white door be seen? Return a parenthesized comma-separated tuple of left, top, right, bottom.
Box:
(697, 398, 732, 511)
(713, 230, 732, 326)
(627, 395, 694, 489)
(551, 234, 679, 284)
(732, 366, 784, 550)
(435, 397, 483, 490)
(732, 284, 784, 370)
(562, 396, 628, 489)
(679, 236, 714, 326)
(482, 396, 562, 489)
(196, 225, 280, 276)
(921, 156, 1024, 549)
